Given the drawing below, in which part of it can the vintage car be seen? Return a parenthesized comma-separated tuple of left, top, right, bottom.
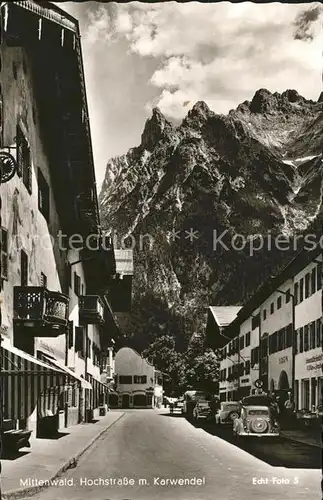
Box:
(192, 400, 213, 421)
(233, 395, 280, 438)
(214, 402, 240, 425)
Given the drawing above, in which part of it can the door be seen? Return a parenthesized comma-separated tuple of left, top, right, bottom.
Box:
(122, 394, 130, 408)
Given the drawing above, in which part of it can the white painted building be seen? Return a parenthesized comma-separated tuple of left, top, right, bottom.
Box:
(207, 247, 322, 408)
(109, 347, 163, 409)
(294, 254, 322, 410)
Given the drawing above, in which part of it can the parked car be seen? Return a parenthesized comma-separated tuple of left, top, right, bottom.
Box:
(183, 390, 211, 418)
(233, 395, 280, 438)
(193, 400, 213, 421)
(214, 402, 240, 425)
(176, 398, 184, 411)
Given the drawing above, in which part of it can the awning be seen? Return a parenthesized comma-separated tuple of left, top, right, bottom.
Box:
(87, 373, 109, 393)
(0, 341, 67, 420)
(37, 351, 92, 390)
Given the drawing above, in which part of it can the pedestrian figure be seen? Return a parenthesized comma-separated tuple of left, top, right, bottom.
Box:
(283, 392, 295, 428)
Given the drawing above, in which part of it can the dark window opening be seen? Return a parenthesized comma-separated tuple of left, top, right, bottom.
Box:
(38, 168, 49, 221)
(20, 250, 28, 286)
(40, 272, 47, 288)
(17, 125, 32, 193)
(119, 375, 132, 384)
(1, 227, 8, 280)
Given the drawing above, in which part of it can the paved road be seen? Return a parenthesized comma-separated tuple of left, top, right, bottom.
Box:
(27, 410, 321, 500)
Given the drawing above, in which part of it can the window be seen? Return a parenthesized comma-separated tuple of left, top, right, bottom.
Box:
(295, 329, 298, 354)
(119, 375, 132, 384)
(245, 361, 250, 375)
(245, 332, 250, 347)
(66, 263, 71, 289)
(239, 336, 245, 350)
(74, 272, 80, 296)
(310, 321, 316, 350)
(304, 325, 309, 352)
(87, 338, 91, 358)
(21, 250, 28, 286)
(270, 302, 274, 314)
(285, 289, 291, 303)
(251, 347, 259, 366)
(316, 319, 322, 348)
(1, 227, 8, 280)
(299, 278, 304, 302)
(81, 284, 84, 295)
(278, 328, 284, 351)
(261, 337, 268, 358)
(251, 313, 260, 330)
(40, 272, 47, 288)
(317, 264, 322, 290)
(239, 363, 244, 376)
(299, 327, 304, 353)
(38, 168, 49, 221)
(269, 332, 277, 354)
(311, 268, 316, 295)
(294, 282, 299, 305)
(134, 375, 147, 384)
(16, 125, 32, 193)
(75, 326, 85, 357)
(277, 296, 282, 309)
(285, 324, 293, 347)
(304, 273, 310, 299)
(263, 309, 267, 321)
(68, 321, 74, 349)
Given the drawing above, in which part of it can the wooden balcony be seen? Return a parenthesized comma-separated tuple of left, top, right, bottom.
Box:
(79, 295, 105, 324)
(14, 287, 69, 337)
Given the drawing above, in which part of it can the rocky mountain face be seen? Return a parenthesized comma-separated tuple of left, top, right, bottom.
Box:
(99, 89, 323, 347)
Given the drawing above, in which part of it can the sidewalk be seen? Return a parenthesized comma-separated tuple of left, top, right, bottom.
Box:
(281, 428, 322, 448)
(1, 411, 124, 500)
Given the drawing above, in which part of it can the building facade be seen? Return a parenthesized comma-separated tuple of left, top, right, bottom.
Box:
(0, 1, 120, 441)
(207, 247, 322, 409)
(109, 347, 163, 409)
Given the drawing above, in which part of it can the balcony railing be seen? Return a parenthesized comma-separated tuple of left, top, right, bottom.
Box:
(79, 295, 105, 324)
(14, 286, 69, 336)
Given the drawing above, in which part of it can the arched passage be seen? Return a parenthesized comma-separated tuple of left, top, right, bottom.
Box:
(278, 370, 289, 390)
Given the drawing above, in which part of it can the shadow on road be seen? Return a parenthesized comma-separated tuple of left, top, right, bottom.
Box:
(187, 419, 321, 469)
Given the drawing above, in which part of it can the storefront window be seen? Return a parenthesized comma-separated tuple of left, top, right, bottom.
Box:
(302, 379, 309, 410)
(311, 378, 317, 409)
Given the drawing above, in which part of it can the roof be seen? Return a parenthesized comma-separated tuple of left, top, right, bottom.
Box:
(114, 249, 134, 275)
(209, 306, 242, 327)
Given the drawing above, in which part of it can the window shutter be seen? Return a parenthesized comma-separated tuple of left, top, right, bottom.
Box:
(16, 125, 23, 177)
(68, 320, 74, 349)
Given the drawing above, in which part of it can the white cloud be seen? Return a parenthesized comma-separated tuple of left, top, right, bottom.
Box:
(57, 1, 323, 185)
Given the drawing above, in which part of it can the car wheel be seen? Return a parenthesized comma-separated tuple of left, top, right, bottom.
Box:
(229, 411, 239, 421)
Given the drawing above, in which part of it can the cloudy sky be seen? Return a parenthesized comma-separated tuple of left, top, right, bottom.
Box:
(57, 1, 322, 191)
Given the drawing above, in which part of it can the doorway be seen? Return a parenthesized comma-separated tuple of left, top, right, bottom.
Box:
(122, 394, 130, 408)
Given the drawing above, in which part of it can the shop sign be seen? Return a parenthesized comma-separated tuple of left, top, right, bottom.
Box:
(306, 353, 323, 371)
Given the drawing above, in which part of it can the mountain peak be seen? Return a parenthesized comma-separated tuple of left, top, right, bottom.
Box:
(181, 100, 213, 129)
(141, 107, 173, 151)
